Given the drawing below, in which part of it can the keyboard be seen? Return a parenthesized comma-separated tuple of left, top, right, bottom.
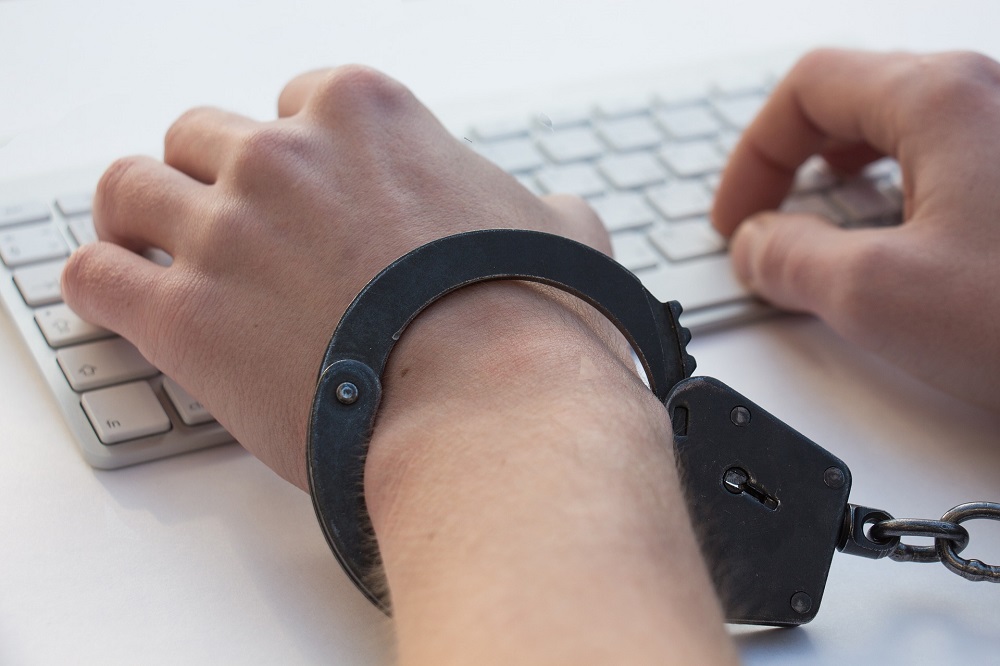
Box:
(0, 55, 902, 470)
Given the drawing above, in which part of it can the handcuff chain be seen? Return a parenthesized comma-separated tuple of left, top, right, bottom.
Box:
(865, 501, 1000, 582)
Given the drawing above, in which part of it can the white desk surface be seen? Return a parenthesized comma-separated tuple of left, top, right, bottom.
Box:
(2, 1, 999, 663)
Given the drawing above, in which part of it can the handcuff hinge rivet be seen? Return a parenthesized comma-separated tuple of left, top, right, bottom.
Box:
(824, 466, 846, 489)
(336, 382, 359, 405)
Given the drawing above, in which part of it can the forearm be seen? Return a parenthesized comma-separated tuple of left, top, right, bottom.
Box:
(365, 283, 737, 665)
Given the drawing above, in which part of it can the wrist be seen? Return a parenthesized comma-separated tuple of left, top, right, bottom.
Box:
(358, 281, 734, 664)
(364, 280, 643, 523)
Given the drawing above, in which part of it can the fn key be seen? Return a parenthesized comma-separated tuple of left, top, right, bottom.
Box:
(81, 381, 171, 444)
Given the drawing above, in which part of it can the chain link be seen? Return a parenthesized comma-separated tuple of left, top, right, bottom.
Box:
(865, 501, 1000, 582)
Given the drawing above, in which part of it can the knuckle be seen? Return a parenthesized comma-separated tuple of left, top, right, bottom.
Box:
(791, 48, 842, 79)
(899, 51, 1000, 118)
(60, 243, 103, 305)
(202, 198, 253, 243)
(940, 50, 1000, 87)
(229, 125, 313, 181)
(310, 64, 413, 115)
(94, 156, 147, 226)
(164, 106, 214, 151)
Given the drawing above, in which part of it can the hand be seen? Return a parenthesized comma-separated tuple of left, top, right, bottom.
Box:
(61, 66, 610, 490)
(713, 49, 1000, 411)
(61, 68, 736, 664)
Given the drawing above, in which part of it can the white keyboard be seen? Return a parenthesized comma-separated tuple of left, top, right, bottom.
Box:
(0, 57, 902, 470)
(0, 183, 233, 469)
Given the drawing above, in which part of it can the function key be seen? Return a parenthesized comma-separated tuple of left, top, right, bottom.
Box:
(81, 381, 171, 445)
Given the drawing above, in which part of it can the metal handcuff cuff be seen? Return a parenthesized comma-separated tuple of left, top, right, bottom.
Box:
(307, 229, 999, 627)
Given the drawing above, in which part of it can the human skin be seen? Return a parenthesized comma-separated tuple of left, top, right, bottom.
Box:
(713, 49, 1000, 412)
(61, 67, 737, 664)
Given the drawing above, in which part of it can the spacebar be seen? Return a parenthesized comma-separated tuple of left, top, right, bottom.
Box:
(637, 255, 750, 312)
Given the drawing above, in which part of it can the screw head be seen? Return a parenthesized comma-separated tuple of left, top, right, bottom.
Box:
(335, 382, 359, 405)
(730, 406, 751, 427)
(790, 591, 813, 615)
(823, 466, 846, 489)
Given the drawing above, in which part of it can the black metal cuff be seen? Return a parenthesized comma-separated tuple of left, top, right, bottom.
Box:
(307, 229, 695, 612)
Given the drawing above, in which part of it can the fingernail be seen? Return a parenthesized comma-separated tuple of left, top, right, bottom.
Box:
(729, 214, 769, 290)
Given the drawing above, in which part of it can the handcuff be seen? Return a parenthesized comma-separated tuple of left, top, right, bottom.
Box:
(308, 229, 999, 627)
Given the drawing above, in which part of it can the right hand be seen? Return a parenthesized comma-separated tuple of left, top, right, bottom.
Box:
(62, 66, 613, 491)
(712, 49, 1000, 411)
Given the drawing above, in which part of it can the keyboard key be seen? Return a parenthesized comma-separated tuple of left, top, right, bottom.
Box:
(68, 215, 98, 246)
(611, 233, 660, 271)
(781, 193, 846, 225)
(534, 164, 607, 197)
(656, 83, 711, 108)
(163, 376, 215, 426)
(711, 92, 766, 129)
(711, 70, 769, 97)
(877, 180, 904, 210)
(471, 117, 530, 141)
(535, 107, 591, 130)
(35, 303, 112, 348)
(81, 381, 171, 444)
(537, 127, 605, 163)
(0, 222, 69, 267)
(0, 201, 50, 228)
(829, 180, 899, 224)
(598, 153, 667, 190)
(646, 181, 712, 220)
(641, 254, 750, 312)
(716, 129, 741, 155)
(13, 260, 65, 306)
(598, 116, 663, 152)
(57, 337, 158, 391)
(655, 105, 722, 140)
(863, 157, 901, 182)
(477, 137, 545, 173)
(648, 220, 727, 262)
(793, 157, 837, 193)
(590, 193, 657, 231)
(55, 192, 93, 217)
(659, 140, 726, 177)
(514, 174, 543, 196)
(596, 96, 652, 118)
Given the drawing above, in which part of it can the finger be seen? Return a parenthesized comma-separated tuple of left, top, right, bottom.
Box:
(164, 106, 258, 184)
(93, 155, 206, 255)
(712, 49, 915, 236)
(61, 241, 168, 344)
(278, 69, 334, 117)
(729, 211, 901, 329)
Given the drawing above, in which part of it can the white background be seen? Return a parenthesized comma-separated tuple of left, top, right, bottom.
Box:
(2, 1, 999, 663)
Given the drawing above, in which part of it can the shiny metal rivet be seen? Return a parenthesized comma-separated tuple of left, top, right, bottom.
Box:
(730, 406, 751, 427)
(823, 466, 846, 489)
(790, 591, 812, 615)
(335, 382, 359, 405)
